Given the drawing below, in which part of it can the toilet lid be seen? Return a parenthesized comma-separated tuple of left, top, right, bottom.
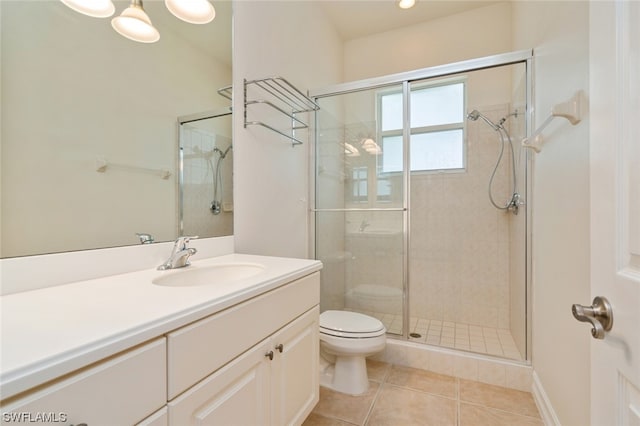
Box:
(319, 310, 385, 338)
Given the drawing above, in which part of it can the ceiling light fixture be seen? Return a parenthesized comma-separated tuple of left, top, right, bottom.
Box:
(60, 0, 215, 44)
(344, 143, 361, 157)
(165, 0, 216, 24)
(361, 138, 382, 155)
(60, 0, 115, 18)
(398, 0, 416, 9)
(111, 0, 160, 43)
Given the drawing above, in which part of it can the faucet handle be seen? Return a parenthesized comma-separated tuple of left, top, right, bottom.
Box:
(175, 235, 199, 250)
(136, 233, 154, 244)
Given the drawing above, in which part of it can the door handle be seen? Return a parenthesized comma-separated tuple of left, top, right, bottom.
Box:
(571, 296, 613, 339)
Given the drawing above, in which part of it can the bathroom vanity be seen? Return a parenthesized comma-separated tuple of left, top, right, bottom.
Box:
(0, 254, 322, 426)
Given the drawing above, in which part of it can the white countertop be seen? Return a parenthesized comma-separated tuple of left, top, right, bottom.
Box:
(0, 253, 322, 399)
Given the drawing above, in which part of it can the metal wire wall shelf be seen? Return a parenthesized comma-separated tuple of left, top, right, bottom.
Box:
(243, 77, 320, 146)
(217, 85, 232, 101)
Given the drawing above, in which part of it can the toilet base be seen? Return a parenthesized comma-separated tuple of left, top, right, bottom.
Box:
(319, 354, 369, 395)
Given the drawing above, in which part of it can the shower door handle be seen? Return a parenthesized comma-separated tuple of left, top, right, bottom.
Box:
(571, 296, 613, 339)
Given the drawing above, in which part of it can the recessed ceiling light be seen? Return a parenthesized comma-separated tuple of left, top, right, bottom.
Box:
(398, 0, 416, 9)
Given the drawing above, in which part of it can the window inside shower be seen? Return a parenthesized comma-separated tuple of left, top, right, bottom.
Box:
(379, 79, 466, 173)
(312, 54, 531, 362)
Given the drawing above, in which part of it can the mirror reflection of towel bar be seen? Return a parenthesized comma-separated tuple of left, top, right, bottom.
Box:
(95, 157, 171, 180)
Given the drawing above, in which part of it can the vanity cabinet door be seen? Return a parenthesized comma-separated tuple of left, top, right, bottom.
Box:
(137, 407, 168, 426)
(168, 339, 271, 426)
(167, 272, 320, 400)
(167, 306, 320, 426)
(270, 306, 319, 426)
(0, 338, 166, 426)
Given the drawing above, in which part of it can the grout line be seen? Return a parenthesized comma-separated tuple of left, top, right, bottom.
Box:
(456, 377, 461, 426)
(362, 380, 385, 426)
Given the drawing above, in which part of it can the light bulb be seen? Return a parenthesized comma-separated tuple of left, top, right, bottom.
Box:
(112, 0, 160, 43)
(60, 0, 115, 18)
(165, 0, 215, 24)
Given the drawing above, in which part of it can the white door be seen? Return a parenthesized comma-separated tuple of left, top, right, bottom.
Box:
(589, 0, 640, 424)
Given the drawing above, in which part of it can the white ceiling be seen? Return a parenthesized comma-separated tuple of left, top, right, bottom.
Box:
(149, 0, 502, 67)
(317, 0, 503, 41)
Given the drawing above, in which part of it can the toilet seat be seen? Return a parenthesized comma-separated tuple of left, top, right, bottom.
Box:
(320, 310, 385, 338)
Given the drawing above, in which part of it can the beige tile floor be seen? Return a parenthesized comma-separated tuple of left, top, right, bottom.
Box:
(353, 309, 524, 361)
(303, 360, 542, 426)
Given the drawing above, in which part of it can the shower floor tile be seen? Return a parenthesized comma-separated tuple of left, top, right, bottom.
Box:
(350, 309, 524, 361)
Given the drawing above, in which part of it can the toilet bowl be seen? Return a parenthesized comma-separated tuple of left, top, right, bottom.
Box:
(319, 310, 386, 395)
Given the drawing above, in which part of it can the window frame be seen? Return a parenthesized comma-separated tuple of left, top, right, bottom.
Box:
(376, 76, 468, 175)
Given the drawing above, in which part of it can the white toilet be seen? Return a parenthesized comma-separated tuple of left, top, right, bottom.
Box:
(319, 310, 386, 395)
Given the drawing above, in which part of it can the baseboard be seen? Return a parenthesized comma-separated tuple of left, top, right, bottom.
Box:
(532, 370, 561, 426)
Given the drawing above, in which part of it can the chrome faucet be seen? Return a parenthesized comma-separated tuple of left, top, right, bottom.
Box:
(136, 232, 154, 244)
(157, 236, 198, 270)
(359, 219, 370, 232)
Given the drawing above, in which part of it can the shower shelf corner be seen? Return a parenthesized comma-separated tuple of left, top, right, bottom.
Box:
(243, 76, 320, 146)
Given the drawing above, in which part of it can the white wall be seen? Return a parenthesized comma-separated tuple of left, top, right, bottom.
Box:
(232, 1, 343, 258)
(343, 2, 512, 81)
(512, 2, 591, 425)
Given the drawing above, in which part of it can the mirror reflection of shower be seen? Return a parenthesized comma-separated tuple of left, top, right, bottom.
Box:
(209, 145, 232, 215)
(178, 110, 233, 239)
(467, 109, 523, 214)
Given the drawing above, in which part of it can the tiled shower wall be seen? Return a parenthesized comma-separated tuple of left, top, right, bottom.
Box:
(409, 104, 514, 329)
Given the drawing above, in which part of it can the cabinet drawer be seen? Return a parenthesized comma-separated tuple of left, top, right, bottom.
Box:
(0, 338, 166, 426)
(167, 272, 319, 399)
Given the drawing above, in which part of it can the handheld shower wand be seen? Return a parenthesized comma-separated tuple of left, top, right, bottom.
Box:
(210, 145, 232, 215)
(467, 110, 500, 130)
(467, 109, 522, 214)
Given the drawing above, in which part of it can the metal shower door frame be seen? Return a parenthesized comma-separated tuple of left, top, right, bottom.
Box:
(310, 50, 533, 362)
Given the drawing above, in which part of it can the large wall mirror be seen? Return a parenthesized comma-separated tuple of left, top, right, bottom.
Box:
(0, 0, 232, 258)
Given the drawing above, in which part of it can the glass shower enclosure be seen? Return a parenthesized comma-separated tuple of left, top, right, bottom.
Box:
(311, 51, 532, 362)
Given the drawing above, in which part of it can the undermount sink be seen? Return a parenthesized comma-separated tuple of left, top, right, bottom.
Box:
(152, 263, 265, 287)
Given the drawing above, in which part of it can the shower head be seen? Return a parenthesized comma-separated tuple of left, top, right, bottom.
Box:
(467, 109, 500, 130)
(214, 145, 232, 159)
(467, 110, 480, 121)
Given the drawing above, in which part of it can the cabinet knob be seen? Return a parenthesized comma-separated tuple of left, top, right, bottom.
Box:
(265, 350, 274, 361)
(275, 343, 284, 353)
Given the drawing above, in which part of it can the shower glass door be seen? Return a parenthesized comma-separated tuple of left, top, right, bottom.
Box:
(312, 51, 531, 362)
(314, 84, 407, 336)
